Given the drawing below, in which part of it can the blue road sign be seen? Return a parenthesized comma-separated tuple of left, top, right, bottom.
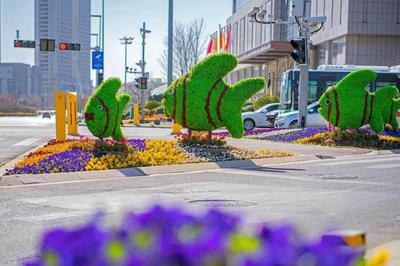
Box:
(92, 51, 104, 70)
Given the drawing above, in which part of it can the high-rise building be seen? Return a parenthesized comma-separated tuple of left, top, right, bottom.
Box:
(34, 0, 91, 108)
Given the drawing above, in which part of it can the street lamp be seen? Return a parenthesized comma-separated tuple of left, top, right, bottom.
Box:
(120, 36, 134, 93)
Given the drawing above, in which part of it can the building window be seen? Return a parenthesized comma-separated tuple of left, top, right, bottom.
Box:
(232, 22, 238, 55)
(331, 0, 334, 28)
(362, 1, 368, 23)
(331, 37, 345, 65)
(339, 0, 342, 25)
(397, 1, 400, 24)
(318, 45, 327, 66)
(239, 17, 246, 54)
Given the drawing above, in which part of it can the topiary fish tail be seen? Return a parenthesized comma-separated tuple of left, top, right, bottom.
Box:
(370, 86, 398, 133)
(111, 94, 131, 140)
(221, 78, 266, 138)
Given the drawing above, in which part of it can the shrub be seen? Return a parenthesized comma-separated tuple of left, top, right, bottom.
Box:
(253, 94, 279, 110)
(144, 100, 161, 110)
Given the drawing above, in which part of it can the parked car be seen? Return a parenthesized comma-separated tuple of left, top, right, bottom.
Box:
(274, 102, 327, 128)
(42, 111, 51, 119)
(242, 103, 280, 130)
(266, 109, 280, 128)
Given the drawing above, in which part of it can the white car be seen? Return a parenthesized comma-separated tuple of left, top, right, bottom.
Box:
(274, 102, 327, 128)
(242, 103, 280, 130)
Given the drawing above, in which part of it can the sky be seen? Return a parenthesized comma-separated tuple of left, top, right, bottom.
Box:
(1, 0, 232, 83)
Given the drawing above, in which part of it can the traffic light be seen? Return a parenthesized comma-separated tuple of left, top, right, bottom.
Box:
(290, 39, 306, 64)
(40, 39, 56, 52)
(139, 77, 147, 90)
(97, 72, 104, 86)
(59, 43, 81, 51)
(134, 78, 139, 88)
(14, 40, 35, 48)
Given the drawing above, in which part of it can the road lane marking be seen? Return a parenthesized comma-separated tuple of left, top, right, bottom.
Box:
(217, 169, 391, 186)
(13, 138, 41, 146)
(319, 157, 400, 166)
(366, 164, 400, 169)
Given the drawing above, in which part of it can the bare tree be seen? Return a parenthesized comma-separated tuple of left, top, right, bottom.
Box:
(159, 19, 207, 81)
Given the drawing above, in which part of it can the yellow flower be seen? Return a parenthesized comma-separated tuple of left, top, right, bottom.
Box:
(366, 249, 391, 266)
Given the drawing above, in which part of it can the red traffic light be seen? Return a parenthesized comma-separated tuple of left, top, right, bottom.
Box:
(59, 43, 68, 50)
(14, 40, 23, 47)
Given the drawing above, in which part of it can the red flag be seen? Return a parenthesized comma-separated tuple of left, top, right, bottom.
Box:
(225, 25, 231, 51)
(207, 37, 213, 55)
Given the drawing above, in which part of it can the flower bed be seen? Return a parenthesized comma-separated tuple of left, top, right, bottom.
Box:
(243, 126, 400, 149)
(6, 136, 293, 175)
(24, 205, 389, 266)
(296, 129, 400, 149)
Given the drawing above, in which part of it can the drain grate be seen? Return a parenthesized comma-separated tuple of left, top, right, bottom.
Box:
(317, 174, 358, 180)
(187, 199, 257, 207)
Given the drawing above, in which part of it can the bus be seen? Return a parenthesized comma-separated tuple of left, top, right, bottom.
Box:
(279, 65, 400, 113)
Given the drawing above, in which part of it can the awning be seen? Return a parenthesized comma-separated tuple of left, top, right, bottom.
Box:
(238, 41, 293, 64)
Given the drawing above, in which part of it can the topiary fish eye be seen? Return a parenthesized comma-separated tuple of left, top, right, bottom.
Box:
(325, 99, 331, 105)
(97, 105, 103, 110)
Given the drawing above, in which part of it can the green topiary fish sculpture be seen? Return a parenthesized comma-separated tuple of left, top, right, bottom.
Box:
(163, 53, 266, 138)
(318, 69, 400, 133)
(84, 78, 131, 140)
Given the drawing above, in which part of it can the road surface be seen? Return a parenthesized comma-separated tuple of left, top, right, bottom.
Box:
(1, 152, 399, 265)
(0, 116, 172, 166)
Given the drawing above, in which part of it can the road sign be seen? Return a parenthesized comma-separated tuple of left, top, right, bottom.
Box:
(92, 51, 104, 70)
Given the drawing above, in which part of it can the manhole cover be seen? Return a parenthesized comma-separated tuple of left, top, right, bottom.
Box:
(317, 174, 358, 180)
(187, 199, 257, 207)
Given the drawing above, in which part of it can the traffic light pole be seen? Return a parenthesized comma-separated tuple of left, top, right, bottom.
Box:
(298, 28, 310, 128)
(139, 22, 151, 121)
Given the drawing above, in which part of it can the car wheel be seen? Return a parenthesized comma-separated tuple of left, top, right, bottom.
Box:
(289, 120, 298, 128)
(244, 119, 255, 131)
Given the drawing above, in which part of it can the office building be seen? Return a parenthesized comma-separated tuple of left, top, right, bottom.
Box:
(227, 0, 400, 96)
(34, 0, 91, 108)
(0, 63, 31, 104)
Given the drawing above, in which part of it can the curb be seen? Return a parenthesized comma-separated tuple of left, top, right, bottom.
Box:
(0, 141, 48, 177)
(0, 155, 317, 187)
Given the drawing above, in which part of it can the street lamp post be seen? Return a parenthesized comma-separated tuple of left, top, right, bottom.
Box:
(120, 36, 134, 93)
(167, 0, 173, 86)
(139, 22, 151, 120)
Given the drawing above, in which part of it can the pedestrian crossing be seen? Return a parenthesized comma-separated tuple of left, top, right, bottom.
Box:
(12, 138, 41, 146)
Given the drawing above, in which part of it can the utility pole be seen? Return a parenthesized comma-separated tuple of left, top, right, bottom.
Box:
(100, 0, 105, 84)
(167, 0, 173, 86)
(139, 22, 151, 120)
(120, 36, 134, 93)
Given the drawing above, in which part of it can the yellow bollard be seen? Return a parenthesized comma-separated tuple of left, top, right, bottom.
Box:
(66, 92, 78, 135)
(172, 121, 182, 135)
(55, 91, 66, 141)
(133, 103, 140, 125)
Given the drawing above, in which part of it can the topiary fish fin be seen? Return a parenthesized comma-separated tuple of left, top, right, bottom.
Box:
(370, 86, 398, 133)
(97, 78, 122, 97)
(190, 53, 238, 84)
(336, 69, 376, 92)
(221, 78, 266, 138)
(112, 94, 132, 140)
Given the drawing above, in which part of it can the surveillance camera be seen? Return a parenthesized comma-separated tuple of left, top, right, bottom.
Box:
(257, 10, 267, 21)
(304, 16, 327, 24)
(247, 7, 260, 18)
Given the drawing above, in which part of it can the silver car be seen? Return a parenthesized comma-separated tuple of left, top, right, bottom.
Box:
(242, 103, 280, 130)
(274, 102, 327, 128)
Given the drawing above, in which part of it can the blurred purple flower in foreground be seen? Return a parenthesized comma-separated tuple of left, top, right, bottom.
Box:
(24, 205, 362, 266)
